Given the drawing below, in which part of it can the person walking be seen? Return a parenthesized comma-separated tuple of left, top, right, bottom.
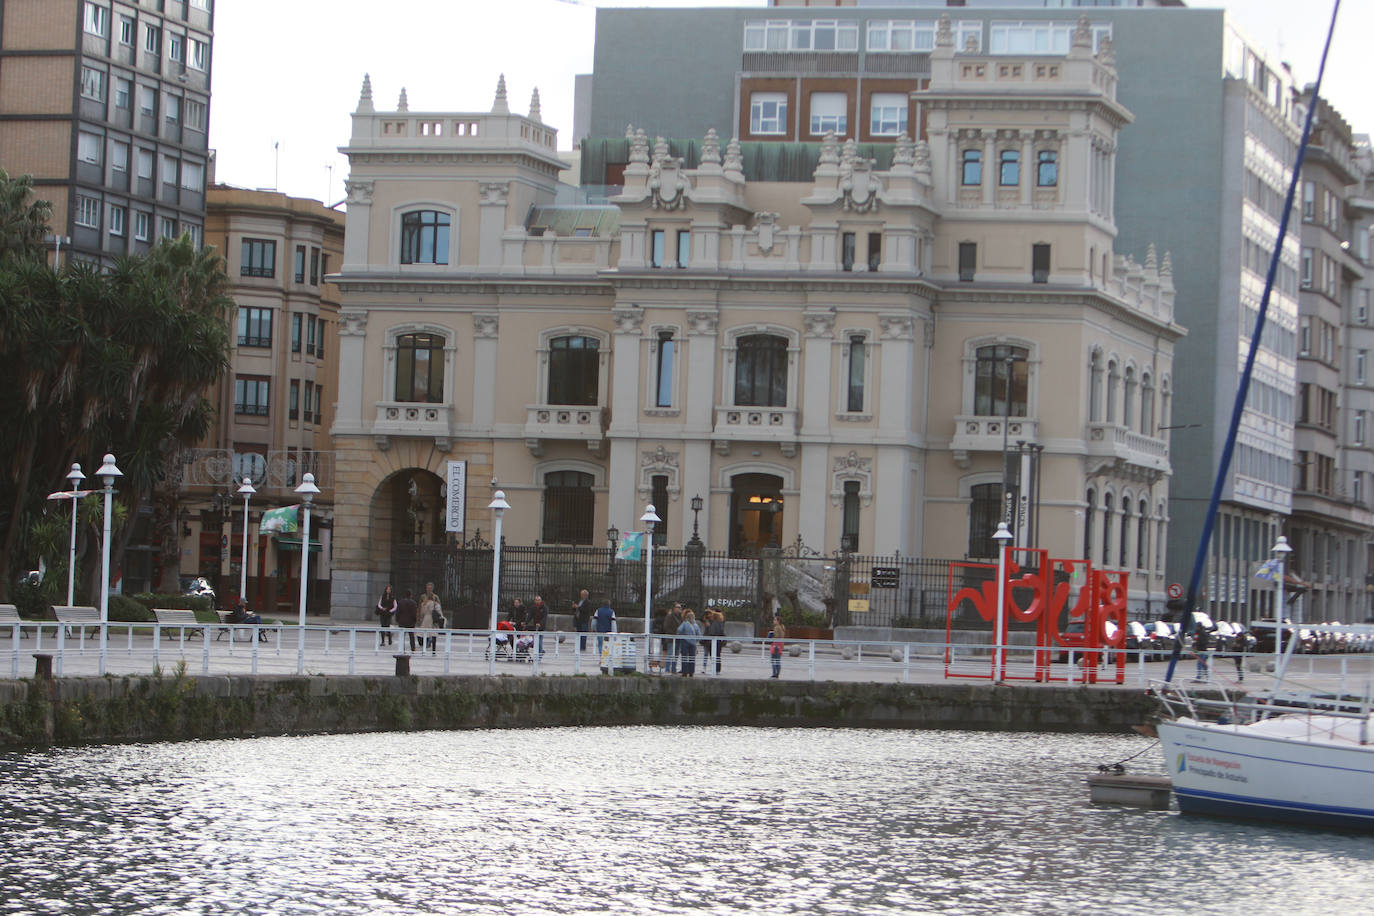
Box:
(573, 588, 593, 651)
(1230, 627, 1248, 682)
(768, 622, 786, 678)
(704, 608, 727, 674)
(593, 597, 616, 657)
(1194, 622, 1212, 681)
(530, 595, 549, 656)
(663, 603, 684, 674)
(375, 585, 397, 646)
(676, 608, 702, 677)
(418, 582, 443, 655)
(395, 589, 419, 652)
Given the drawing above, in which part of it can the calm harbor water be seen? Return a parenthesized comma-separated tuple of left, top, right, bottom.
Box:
(1, 727, 1371, 915)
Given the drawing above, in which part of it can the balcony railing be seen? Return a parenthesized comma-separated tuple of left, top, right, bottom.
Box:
(949, 415, 1039, 467)
(713, 406, 800, 456)
(523, 405, 607, 456)
(373, 401, 451, 438)
(1085, 422, 1169, 472)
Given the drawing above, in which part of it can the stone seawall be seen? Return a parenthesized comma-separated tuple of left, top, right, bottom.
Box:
(0, 675, 1157, 748)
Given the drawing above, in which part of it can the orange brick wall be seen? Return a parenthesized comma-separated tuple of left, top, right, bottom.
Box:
(1, 0, 77, 50)
(0, 120, 73, 180)
(0, 56, 76, 114)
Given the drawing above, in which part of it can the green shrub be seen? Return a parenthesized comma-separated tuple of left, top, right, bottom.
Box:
(10, 581, 50, 619)
(108, 594, 153, 622)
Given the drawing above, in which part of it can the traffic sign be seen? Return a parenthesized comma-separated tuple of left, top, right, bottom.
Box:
(1167, 583, 1183, 599)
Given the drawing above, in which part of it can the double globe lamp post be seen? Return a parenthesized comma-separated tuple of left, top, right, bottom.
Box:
(96, 453, 122, 676)
(487, 489, 510, 676)
(294, 472, 320, 675)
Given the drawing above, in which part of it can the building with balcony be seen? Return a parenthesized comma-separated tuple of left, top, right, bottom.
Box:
(0, 0, 214, 265)
(1288, 95, 1374, 621)
(177, 186, 344, 613)
(326, 23, 1181, 619)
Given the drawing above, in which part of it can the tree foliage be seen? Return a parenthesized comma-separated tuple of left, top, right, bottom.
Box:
(0, 172, 232, 600)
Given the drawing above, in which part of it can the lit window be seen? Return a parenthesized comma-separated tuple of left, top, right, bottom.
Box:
(750, 93, 788, 135)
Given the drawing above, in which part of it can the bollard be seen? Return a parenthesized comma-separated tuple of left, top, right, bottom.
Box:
(394, 654, 411, 677)
(33, 653, 53, 679)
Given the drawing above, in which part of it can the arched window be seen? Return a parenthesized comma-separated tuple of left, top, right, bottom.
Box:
(1137, 499, 1149, 569)
(1084, 488, 1096, 562)
(999, 149, 1020, 186)
(395, 332, 445, 403)
(1089, 351, 1103, 422)
(734, 334, 789, 407)
(1123, 367, 1136, 429)
(547, 335, 600, 406)
(961, 149, 982, 186)
(1120, 499, 1131, 570)
(1037, 150, 1058, 187)
(969, 482, 1002, 559)
(542, 471, 594, 544)
(1106, 361, 1119, 423)
(1102, 492, 1113, 566)
(1141, 372, 1155, 435)
(400, 210, 450, 264)
(974, 345, 1028, 417)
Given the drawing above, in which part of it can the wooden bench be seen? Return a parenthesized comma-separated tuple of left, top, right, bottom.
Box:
(53, 605, 101, 638)
(215, 609, 268, 642)
(152, 608, 204, 637)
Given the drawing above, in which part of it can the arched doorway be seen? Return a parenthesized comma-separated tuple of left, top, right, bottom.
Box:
(730, 473, 784, 556)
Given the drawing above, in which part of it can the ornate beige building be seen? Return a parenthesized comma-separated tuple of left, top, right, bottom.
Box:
(328, 20, 1182, 619)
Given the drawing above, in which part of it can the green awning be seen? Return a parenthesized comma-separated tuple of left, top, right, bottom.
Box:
(274, 536, 322, 553)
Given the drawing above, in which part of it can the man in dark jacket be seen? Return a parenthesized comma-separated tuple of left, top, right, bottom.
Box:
(530, 595, 548, 655)
(395, 589, 419, 652)
(573, 588, 593, 650)
(593, 598, 616, 657)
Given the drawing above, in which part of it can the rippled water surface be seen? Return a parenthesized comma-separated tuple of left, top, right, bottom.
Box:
(2, 728, 1372, 915)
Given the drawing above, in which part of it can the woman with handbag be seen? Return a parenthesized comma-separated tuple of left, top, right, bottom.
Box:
(418, 582, 444, 655)
(375, 585, 397, 646)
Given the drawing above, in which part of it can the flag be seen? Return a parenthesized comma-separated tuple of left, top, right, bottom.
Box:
(260, 504, 299, 534)
(616, 531, 644, 561)
(1254, 558, 1279, 582)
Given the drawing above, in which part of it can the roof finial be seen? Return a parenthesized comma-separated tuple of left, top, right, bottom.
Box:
(397, 87, 408, 112)
(529, 87, 542, 122)
(492, 73, 510, 114)
(357, 73, 374, 113)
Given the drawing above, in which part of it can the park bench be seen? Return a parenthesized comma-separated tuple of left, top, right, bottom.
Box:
(215, 609, 269, 642)
(53, 605, 101, 638)
(0, 604, 19, 625)
(152, 608, 204, 638)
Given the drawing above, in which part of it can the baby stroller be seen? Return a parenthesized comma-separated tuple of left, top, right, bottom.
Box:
(515, 633, 535, 663)
(487, 621, 515, 660)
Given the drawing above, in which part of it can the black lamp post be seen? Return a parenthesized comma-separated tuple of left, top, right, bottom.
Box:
(689, 494, 703, 547)
(606, 524, 620, 591)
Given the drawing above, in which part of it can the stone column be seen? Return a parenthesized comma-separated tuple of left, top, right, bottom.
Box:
(608, 308, 644, 529)
(342, 180, 373, 272)
(333, 311, 369, 435)
(876, 314, 916, 552)
(478, 183, 509, 270)
(471, 315, 499, 432)
(798, 309, 836, 549)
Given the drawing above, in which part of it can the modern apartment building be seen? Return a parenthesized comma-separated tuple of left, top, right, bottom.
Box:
(0, 0, 213, 265)
(325, 29, 1180, 619)
(177, 186, 344, 614)
(581, 1, 1307, 621)
(1290, 94, 1373, 621)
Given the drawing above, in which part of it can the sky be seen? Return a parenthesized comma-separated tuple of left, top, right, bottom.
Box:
(207, 0, 1371, 204)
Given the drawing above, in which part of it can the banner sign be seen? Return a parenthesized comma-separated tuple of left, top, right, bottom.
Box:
(445, 461, 467, 533)
(260, 504, 298, 534)
(616, 531, 644, 561)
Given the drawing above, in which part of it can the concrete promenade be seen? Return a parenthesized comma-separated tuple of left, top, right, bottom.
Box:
(6, 617, 1372, 697)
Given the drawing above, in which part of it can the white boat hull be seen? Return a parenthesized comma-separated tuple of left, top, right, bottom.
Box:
(1157, 717, 1374, 831)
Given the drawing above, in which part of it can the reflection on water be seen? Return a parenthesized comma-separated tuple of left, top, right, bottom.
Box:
(1, 728, 1372, 915)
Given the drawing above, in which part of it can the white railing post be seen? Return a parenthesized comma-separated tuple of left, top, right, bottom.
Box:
(202, 629, 210, 675)
(809, 641, 816, 681)
(903, 644, 910, 683)
(152, 624, 161, 671)
(348, 628, 356, 675)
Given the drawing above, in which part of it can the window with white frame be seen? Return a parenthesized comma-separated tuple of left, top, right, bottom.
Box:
(80, 67, 106, 101)
(743, 19, 857, 52)
(743, 20, 790, 51)
(191, 0, 211, 10)
(750, 93, 788, 135)
(84, 3, 108, 36)
(134, 212, 150, 241)
(1302, 181, 1315, 221)
(1301, 248, 1313, 288)
(119, 16, 134, 44)
(160, 154, 178, 186)
(77, 131, 103, 165)
(110, 142, 128, 174)
(185, 99, 205, 130)
(181, 161, 204, 192)
(867, 20, 935, 52)
(139, 85, 156, 116)
(186, 222, 201, 248)
(108, 205, 125, 237)
(167, 33, 183, 63)
(809, 92, 847, 136)
(136, 148, 153, 180)
(1357, 349, 1367, 384)
(1356, 410, 1366, 445)
(114, 78, 130, 109)
(144, 24, 160, 55)
(869, 93, 907, 137)
(165, 95, 180, 124)
(190, 38, 208, 70)
(75, 195, 100, 229)
(160, 217, 176, 240)
(989, 20, 1110, 55)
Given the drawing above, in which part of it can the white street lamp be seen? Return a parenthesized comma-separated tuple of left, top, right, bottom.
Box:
(640, 503, 661, 670)
(992, 522, 1013, 682)
(65, 463, 85, 607)
(487, 489, 511, 676)
(237, 477, 256, 606)
(96, 453, 122, 676)
(294, 472, 321, 674)
(1271, 535, 1292, 669)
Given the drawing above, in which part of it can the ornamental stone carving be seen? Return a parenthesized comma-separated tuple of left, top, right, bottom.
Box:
(613, 308, 644, 334)
(687, 311, 719, 336)
(473, 314, 499, 338)
(638, 445, 681, 499)
(804, 308, 836, 339)
(879, 314, 914, 340)
(344, 180, 374, 205)
(755, 211, 780, 252)
(830, 451, 874, 507)
(480, 182, 509, 205)
(630, 128, 650, 164)
(700, 128, 721, 165)
(338, 311, 369, 337)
